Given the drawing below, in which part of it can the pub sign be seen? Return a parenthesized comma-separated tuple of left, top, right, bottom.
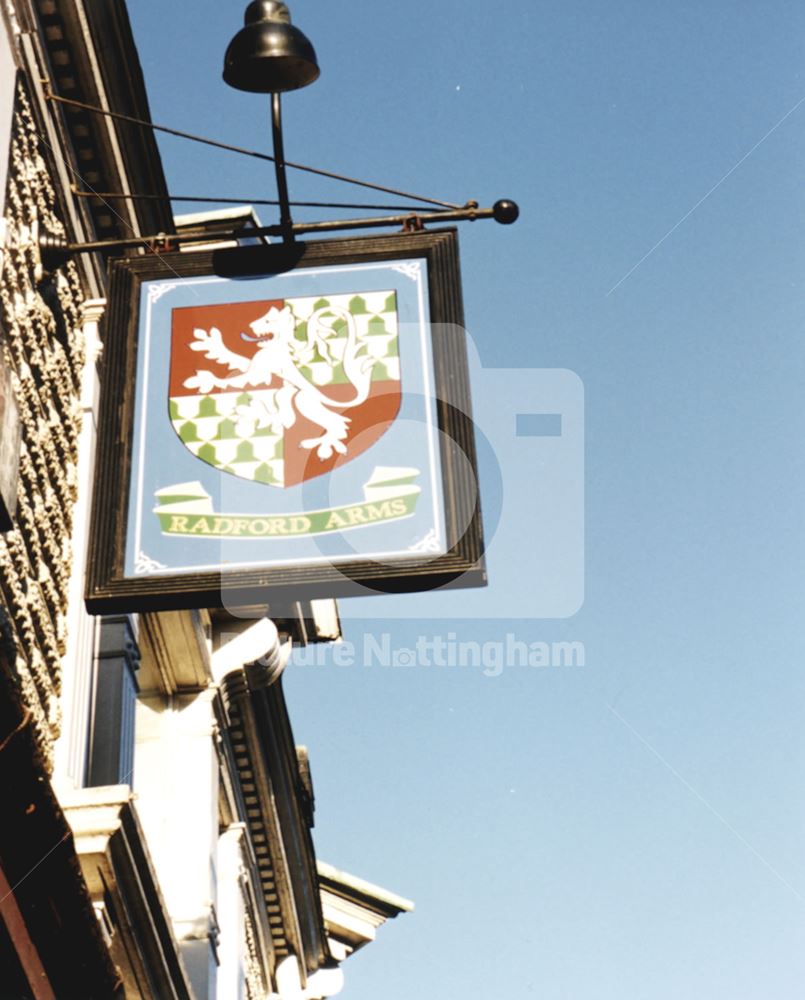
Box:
(86, 230, 485, 612)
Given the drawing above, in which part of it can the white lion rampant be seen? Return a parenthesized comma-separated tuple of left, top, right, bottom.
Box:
(183, 304, 376, 460)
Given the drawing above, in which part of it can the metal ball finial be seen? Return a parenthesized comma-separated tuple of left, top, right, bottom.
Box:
(492, 200, 519, 225)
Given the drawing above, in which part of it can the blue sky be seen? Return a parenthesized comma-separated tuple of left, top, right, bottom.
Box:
(129, 3, 805, 997)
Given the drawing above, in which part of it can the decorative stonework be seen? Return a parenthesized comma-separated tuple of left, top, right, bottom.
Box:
(0, 81, 88, 770)
(242, 891, 267, 1000)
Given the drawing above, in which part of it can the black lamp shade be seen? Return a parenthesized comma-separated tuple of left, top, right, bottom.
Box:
(224, 1, 320, 93)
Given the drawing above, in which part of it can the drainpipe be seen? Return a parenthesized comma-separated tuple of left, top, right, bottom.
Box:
(211, 617, 292, 688)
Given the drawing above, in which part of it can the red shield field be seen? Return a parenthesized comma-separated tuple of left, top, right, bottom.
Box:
(168, 292, 402, 488)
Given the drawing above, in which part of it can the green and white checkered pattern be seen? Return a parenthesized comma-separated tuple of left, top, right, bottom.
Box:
(170, 390, 285, 485)
(291, 290, 400, 386)
(169, 291, 399, 487)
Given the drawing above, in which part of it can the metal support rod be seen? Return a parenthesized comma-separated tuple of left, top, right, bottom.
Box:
(271, 93, 294, 243)
(69, 187, 445, 213)
(44, 86, 463, 209)
(36, 200, 519, 265)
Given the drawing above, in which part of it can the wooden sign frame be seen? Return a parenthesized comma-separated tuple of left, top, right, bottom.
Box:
(86, 229, 485, 613)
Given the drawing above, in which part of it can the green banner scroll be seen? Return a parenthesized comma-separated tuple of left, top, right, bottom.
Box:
(154, 467, 421, 539)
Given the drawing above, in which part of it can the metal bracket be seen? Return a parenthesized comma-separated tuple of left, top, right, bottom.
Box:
(34, 199, 520, 266)
(142, 233, 177, 254)
(401, 214, 426, 234)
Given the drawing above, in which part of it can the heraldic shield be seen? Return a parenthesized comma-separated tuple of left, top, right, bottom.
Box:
(169, 292, 402, 488)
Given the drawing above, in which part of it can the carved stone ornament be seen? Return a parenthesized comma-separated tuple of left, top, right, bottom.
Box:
(0, 82, 88, 769)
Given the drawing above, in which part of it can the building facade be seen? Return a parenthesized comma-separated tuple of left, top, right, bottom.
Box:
(0, 2, 410, 996)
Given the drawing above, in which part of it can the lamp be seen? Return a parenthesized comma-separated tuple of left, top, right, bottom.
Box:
(223, 1, 319, 94)
(224, 1, 319, 241)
